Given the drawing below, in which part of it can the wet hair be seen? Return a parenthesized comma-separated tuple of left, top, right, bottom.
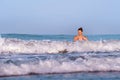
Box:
(78, 27, 83, 32)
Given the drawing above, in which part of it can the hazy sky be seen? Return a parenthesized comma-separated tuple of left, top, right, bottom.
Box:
(0, 0, 120, 35)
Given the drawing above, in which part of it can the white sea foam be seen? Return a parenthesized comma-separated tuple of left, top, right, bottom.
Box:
(0, 38, 120, 54)
(0, 56, 120, 76)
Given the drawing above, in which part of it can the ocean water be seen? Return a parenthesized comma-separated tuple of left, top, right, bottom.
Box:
(0, 34, 120, 80)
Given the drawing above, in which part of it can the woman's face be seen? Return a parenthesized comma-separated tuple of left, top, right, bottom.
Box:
(78, 30, 83, 35)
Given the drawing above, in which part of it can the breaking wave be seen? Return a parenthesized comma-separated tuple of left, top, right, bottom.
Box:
(0, 38, 120, 54)
(0, 54, 120, 77)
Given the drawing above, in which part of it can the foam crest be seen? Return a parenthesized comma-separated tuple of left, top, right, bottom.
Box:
(0, 38, 120, 54)
(0, 56, 120, 76)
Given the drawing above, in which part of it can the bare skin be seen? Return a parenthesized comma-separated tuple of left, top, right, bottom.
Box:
(74, 30, 88, 41)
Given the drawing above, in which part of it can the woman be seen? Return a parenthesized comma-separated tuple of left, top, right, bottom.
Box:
(74, 27, 88, 41)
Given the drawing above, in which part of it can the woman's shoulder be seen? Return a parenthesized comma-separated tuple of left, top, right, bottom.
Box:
(74, 35, 79, 38)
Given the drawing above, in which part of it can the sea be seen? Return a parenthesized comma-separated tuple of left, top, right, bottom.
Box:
(0, 34, 120, 80)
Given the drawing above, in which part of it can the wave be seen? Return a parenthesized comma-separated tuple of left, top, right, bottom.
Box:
(0, 55, 120, 77)
(0, 38, 120, 54)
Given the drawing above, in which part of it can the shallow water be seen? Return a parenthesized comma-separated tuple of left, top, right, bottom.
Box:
(0, 72, 120, 80)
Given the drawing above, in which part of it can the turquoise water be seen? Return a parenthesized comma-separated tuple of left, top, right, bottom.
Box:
(1, 34, 120, 41)
(0, 34, 120, 80)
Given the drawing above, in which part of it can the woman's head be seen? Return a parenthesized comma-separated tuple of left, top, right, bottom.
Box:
(78, 27, 83, 32)
(78, 27, 83, 35)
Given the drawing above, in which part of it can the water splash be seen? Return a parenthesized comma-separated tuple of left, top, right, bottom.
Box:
(0, 38, 120, 54)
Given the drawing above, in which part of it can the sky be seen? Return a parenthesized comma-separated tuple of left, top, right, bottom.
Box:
(0, 0, 120, 35)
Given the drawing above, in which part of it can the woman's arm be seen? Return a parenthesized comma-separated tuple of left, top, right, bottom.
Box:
(74, 36, 78, 42)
